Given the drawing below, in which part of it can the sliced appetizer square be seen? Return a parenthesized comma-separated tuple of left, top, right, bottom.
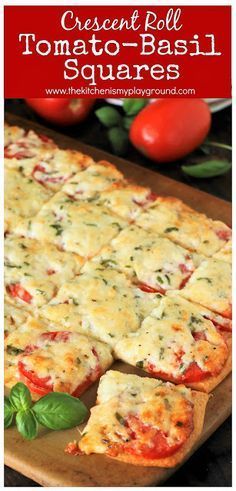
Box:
(5, 148, 94, 192)
(114, 296, 230, 393)
(136, 196, 231, 257)
(4, 123, 56, 159)
(94, 225, 200, 293)
(67, 370, 209, 468)
(5, 236, 83, 308)
(15, 193, 127, 258)
(61, 160, 124, 199)
(40, 261, 162, 346)
(5, 168, 53, 232)
(213, 239, 232, 263)
(179, 258, 231, 319)
(16, 331, 112, 398)
(94, 183, 155, 220)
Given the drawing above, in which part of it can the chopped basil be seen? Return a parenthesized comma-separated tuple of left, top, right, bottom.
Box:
(50, 223, 63, 236)
(165, 274, 170, 285)
(157, 275, 164, 284)
(115, 412, 126, 425)
(6, 345, 24, 356)
(176, 421, 184, 427)
(76, 357, 81, 365)
(164, 227, 179, 233)
(197, 277, 212, 284)
(136, 360, 144, 368)
(159, 347, 165, 360)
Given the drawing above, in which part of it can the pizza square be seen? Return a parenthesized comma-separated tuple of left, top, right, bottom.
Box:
(114, 296, 230, 392)
(5, 168, 53, 232)
(5, 148, 94, 193)
(4, 123, 56, 159)
(94, 183, 155, 220)
(15, 192, 127, 258)
(40, 261, 162, 346)
(61, 160, 124, 199)
(5, 317, 113, 398)
(4, 236, 83, 308)
(94, 225, 201, 293)
(136, 196, 231, 257)
(66, 370, 209, 468)
(179, 258, 231, 319)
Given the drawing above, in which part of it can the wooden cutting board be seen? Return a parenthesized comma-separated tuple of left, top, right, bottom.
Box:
(4, 114, 232, 487)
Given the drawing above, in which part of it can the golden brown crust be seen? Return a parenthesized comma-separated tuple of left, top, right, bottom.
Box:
(108, 390, 209, 468)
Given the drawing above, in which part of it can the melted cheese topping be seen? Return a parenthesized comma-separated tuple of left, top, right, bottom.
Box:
(5, 236, 83, 308)
(17, 332, 113, 394)
(5, 168, 52, 232)
(114, 296, 228, 381)
(94, 225, 200, 291)
(136, 197, 231, 256)
(213, 240, 232, 263)
(79, 370, 193, 456)
(15, 193, 127, 258)
(40, 262, 162, 346)
(179, 259, 231, 317)
(62, 161, 124, 199)
(96, 183, 152, 220)
(4, 302, 29, 337)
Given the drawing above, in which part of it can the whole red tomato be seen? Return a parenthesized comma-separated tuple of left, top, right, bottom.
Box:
(129, 99, 211, 162)
(25, 98, 95, 126)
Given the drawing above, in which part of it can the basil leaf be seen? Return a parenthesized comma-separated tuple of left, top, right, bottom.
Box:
(9, 382, 32, 411)
(16, 410, 38, 440)
(95, 107, 122, 128)
(123, 98, 147, 116)
(33, 392, 88, 430)
(4, 397, 15, 428)
(182, 160, 231, 178)
(122, 116, 135, 130)
(107, 127, 129, 156)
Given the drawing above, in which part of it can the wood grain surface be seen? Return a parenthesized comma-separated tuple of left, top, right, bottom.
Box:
(4, 114, 232, 487)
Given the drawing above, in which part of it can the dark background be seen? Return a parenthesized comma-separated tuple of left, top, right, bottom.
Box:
(5, 99, 232, 487)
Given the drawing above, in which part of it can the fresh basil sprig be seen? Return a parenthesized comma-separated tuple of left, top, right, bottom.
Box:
(95, 99, 147, 156)
(182, 160, 231, 178)
(5, 382, 88, 440)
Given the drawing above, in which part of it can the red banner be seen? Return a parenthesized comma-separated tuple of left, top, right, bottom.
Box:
(4, 6, 231, 98)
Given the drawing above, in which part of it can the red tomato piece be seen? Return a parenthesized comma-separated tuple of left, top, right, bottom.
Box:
(18, 360, 53, 391)
(137, 282, 165, 294)
(147, 360, 209, 384)
(108, 412, 192, 459)
(215, 229, 231, 241)
(6, 283, 32, 304)
(192, 331, 207, 341)
(130, 99, 211, 163)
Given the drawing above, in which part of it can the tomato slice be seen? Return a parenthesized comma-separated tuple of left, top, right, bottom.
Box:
(192, 331, 207, 341)
(6, 283, 32, 304)
(203, 315, 232, 332)
(108, 412, 192, 459)
(32, 164, 68, 186)
(18, 360, 53, 392)
(147, 360, 209, 384)
(18, 333, 101, 398)
(138, 282, 165, 294)
(215, 229, 231, 241)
